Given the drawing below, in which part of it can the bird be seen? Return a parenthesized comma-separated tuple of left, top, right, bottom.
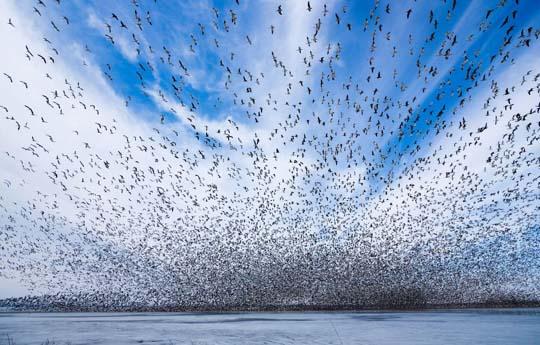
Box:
(24, 105, 35, 116)
(0, 0, 538, 313)
(51, 21, 60, 32)
(3, 73, 13, 83)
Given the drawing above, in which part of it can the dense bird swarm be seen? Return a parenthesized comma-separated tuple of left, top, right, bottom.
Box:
(0, 0, 539, 310)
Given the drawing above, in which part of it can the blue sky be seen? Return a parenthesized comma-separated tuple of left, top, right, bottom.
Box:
(28, 0, 538, 163)
(0, 0, 539, 303)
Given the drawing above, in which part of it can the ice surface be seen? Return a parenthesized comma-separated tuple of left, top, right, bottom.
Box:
(0, 309, 539, 345)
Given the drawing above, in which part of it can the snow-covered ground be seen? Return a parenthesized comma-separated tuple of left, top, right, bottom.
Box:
(0, 309, 539, 344)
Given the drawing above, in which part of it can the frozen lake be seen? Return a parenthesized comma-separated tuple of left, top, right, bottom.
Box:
(1, 309, 539, 344)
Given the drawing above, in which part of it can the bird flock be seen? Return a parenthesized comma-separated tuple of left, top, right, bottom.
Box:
(0, 0, 539, 310)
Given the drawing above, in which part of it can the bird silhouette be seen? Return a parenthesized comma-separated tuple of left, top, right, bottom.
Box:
(0, 0, 539, 312)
